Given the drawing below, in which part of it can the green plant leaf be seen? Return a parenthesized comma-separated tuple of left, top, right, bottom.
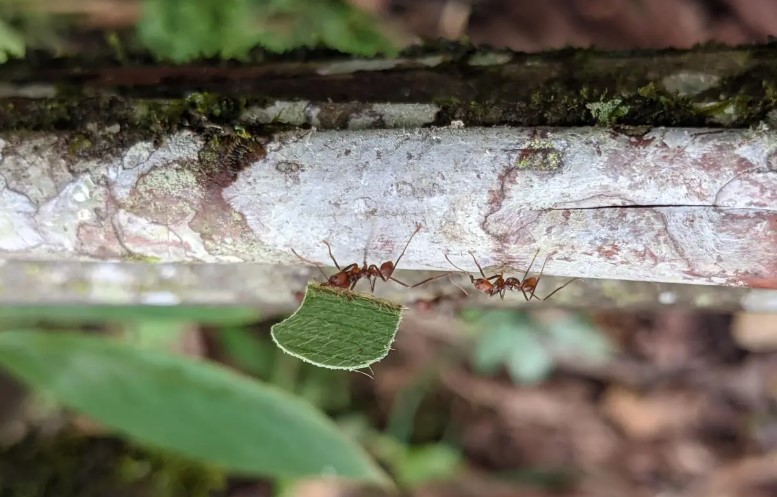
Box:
(0, 330, 389, 484)
(394, 444, 461, 489)
(138, 0, 397, 62)
(218, 326, 277, 378)
(123, 319, 192, 351)
(471, 324, 514, 374)
(505, 330, 553, 385)
(271, 283, 402, 370)
(543, 315, 615, 364)
(0, 305, 260, 327)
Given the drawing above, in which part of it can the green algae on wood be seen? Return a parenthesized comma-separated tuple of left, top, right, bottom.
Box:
(4, 45, 777, 130)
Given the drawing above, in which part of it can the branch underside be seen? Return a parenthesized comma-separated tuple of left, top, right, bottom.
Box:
(0, 260, 773, 313)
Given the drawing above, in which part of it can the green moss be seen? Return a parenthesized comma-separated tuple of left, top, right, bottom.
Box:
(693, 95, 752, 125)
(4, 45, 777, 134)
(0, 431, 225, 497)
(67, 134, 93, 156)
(196, 126, 266, 185)
(125, 253, 163, 263)
(513, 138, 563, 171)
(586, 98, 630, 126)
(196, 93, 250, 124)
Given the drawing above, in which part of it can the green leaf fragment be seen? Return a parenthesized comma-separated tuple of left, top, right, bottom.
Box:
(271, 283, 403, 371)
(0, 330, 389, 484)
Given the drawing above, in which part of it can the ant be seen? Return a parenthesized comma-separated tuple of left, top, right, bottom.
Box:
(292, 223, 453, 293)
(444, 249, 577, 301)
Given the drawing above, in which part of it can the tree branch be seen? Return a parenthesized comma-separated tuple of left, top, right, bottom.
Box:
(0, 124, 775, 294)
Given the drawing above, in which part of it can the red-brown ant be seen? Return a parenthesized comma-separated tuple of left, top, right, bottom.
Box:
(444, 249, 577, 301)
(292, 223, 453, 293)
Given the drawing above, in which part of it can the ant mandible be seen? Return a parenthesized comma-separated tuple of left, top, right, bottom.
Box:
(292, 223, 452, 293)
(444, 249, 578, 301)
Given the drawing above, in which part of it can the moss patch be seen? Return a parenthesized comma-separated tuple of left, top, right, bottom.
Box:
(586, 98, 630, 126)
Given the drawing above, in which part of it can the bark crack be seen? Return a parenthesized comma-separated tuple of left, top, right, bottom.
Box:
(545, 205, 777, 212)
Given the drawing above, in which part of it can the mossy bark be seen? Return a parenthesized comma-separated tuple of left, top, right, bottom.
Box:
(1, 44, 776, 307)
(3, 43, 777, 131)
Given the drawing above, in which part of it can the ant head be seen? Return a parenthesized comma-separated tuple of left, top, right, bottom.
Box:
(473, 278, 494, 293)
(328, 272, 351, 288)
(521, 276, 539, 292)
(379, 261, 394, 279)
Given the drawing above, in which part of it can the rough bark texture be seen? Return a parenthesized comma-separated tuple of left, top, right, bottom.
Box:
(3, 44, 777, 128)
(2, 44, 777, 307)
(0, 122, 776, 303)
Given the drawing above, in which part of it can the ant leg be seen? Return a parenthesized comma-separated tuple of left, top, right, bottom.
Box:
(391, 271, 453, 288)
(322, 240, 342, 270)
(521, 248, 541, 285)
(537, 278, 579, 301)
(444, 253, 468, 273)
(529, 255, 551, 301)
(467, 251, 489, 279)
(291, 248, 330, 281)
(447, 273, 469, 297)
(391, 223, 423, 273)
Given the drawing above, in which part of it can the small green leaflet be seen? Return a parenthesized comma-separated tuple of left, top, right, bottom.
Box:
(0, 330, 389, 484)
(271, 283, 403, 371)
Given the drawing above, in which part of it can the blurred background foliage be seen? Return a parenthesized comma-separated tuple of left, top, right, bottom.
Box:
(0, 305, 617, 496)
(0, 0, 400, 64)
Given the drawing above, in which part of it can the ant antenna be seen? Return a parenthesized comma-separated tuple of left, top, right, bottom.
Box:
(291, 248, 329, 281)
(521, 248, 541, 285)
(322, 240, 342, 270)
(393, 223, 423, 270)
(443, 253, 467, 273)
(467, 251, 489, 279)
(538, 277, 580, 301)
(530, 254, 551, 301)
(447, 273, 469, 297)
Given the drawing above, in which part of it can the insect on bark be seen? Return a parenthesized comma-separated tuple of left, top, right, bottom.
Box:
(445, 249, 577, 301)
(292, 223, 454, 293)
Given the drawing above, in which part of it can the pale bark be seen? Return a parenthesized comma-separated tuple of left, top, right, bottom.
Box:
(0, 125, 775, 294)
(0, 124, 777, 282)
